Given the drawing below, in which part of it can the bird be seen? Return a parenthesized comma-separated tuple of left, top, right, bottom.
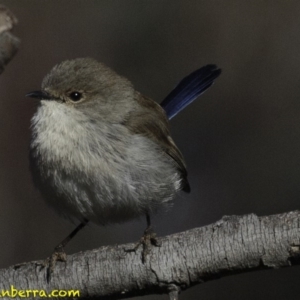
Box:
(26, 58, 221, 275)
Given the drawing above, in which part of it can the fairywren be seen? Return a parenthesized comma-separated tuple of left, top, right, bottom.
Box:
(26, 58, 221, 268)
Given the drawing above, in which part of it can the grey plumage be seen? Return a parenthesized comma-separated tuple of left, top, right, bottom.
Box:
(29, 58, 187, 225)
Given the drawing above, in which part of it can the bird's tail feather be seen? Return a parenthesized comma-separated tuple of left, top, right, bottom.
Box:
(160, 65, 222, 120)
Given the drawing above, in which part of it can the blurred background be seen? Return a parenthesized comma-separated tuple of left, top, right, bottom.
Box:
(0, 0, 300, 299)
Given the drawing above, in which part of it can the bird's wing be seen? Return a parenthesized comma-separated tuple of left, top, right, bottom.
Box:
(123, 65, 221, 192)
(123, 94, 190, 192)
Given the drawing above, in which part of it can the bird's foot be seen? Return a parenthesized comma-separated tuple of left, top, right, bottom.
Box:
(140, 226, 161, 263)
(43, 245, 67, 283)
(125, 226, 161, 263)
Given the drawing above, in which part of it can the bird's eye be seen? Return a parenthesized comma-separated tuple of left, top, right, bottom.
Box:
(69, 91, 82, 102)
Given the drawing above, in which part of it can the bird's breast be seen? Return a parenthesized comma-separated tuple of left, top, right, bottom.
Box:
(29, 101, 181, 224)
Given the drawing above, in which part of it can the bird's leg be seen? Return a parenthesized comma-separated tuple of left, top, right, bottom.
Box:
(144, 213, 160, 245)
(45, 219, 89, 282)
(140, 213, 161, 262)
(125, 213, 161, 263)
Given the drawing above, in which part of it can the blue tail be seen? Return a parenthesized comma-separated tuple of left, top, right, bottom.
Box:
(160, 65, 221, 120)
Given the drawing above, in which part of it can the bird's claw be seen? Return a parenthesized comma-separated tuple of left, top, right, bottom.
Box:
(44, 245, 67, 283)
(124, 226, 161, 263)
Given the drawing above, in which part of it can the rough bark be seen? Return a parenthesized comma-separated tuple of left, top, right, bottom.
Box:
(1, 211, 300, 299)
(0, 5, 19, 74)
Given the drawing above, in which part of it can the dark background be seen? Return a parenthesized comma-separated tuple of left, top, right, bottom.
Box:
(0, 1, 300, 299)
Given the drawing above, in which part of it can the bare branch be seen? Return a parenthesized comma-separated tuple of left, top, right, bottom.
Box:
(0, 5, 19, 74)
(1, 211, 300, 299)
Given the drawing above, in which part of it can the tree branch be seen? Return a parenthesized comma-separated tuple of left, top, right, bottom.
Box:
(0, 5, 19, 74)
(1, 211, 300, 299)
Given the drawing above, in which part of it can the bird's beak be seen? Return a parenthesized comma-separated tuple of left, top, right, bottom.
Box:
(25, 90, 52, 100)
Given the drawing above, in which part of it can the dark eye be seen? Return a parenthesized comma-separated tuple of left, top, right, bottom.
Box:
(69, 91, 82, 102)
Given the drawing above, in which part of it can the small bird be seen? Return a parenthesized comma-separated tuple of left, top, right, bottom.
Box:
(26, 58, 221, 271)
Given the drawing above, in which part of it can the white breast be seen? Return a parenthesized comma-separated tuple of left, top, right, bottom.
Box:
(30, 101, 181, 225)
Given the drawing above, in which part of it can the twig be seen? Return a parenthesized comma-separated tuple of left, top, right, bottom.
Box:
(0, 5, 19, 74)
(0, 211, 300, 299)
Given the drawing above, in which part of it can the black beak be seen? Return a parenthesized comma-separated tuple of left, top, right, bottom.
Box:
(25, 90, 52, 100)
